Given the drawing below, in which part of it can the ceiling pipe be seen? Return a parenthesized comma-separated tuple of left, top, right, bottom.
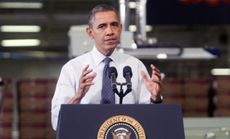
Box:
(135, 0, 147, 43)
(118, 0, 130, 31)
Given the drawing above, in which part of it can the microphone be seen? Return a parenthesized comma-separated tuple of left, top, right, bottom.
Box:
(0, 77, 4, 86)
(109, 67, 118, 90)
(123, 66, 132, 89)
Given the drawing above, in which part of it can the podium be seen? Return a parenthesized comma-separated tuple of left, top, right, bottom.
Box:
(56, 104, 185, 139)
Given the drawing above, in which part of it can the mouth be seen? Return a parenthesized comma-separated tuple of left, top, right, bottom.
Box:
(104, 38, 117, 45)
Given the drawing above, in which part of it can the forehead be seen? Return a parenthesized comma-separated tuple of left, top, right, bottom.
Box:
(92, 11, 119, 25)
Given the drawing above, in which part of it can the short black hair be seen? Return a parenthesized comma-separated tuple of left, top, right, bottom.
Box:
(88, 4, 120, 26)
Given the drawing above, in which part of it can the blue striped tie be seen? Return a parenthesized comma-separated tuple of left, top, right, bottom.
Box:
(101, 57, 115, 104)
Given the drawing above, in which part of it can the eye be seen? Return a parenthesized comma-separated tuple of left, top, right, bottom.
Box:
(111, 22, 119, 27)
(98, 24, 106, 29)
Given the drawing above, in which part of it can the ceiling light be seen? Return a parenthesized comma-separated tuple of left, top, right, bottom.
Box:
(0, 2, 43, 9)
(145, 25, 152, 32)
(147, 37, 158, 45)
(157, 53, 168, 59)
(211, 68, 230, 76)
(0, 25, 41, 32)
(129, 2, 137, 9)
(181, 48, 217, 59)
(129, 25, 137, 32)
(69, 25, 88, 32)
(1, 39, 40, 47)
(129, 25, 153, 32)
(131, 42, 137, 49)
(123, 47, 181, 59)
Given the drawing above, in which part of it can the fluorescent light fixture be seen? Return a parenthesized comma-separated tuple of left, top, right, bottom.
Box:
(145, 25, 153, 32)
(124, 47, 181, 59)
(119, 47, 217, 59)
(0, 2, 43, 9)
(147, 37, 158, 45)
(1, 39, 40, 47)
(129, 25, 152, 32)
(157, 53, 168, 59)
(205, 132, 215, 138)
(0, 25, 41, 32)
(129, 25, 137, 32)
(129, 2, 137, 9)
(211, 68, 230, 76)
(180, 48, 217, 59)
(131, 42, 137, 49)
(69, 25, 88, 32)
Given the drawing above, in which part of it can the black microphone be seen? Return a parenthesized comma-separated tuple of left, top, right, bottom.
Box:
(0, 77, 4, 86)
(109, 67, 118, 90)
(123, 66, 132, 89)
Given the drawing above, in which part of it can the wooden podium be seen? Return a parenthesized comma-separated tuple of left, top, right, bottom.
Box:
(56, 104, 185, 139)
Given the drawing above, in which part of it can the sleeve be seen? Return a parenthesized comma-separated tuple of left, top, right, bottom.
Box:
(51, 63, 79, 130)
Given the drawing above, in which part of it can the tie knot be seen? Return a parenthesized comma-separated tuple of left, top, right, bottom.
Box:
(104, 57, 111, 65)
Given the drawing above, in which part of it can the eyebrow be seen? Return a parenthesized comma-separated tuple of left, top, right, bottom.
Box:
(97, 21, 119, 26)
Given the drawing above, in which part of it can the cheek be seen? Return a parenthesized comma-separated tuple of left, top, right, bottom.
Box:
(95, 34, 104, 40)
(93, 36, 103, 44)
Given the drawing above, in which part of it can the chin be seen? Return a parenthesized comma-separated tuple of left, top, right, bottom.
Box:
(105, 43, 117, 48)
(105, 47, 116, 56)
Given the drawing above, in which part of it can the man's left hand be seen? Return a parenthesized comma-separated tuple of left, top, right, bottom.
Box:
(141, 64, 162, 100)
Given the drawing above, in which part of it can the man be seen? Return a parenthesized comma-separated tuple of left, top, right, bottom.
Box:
(51, 4, 163, 130)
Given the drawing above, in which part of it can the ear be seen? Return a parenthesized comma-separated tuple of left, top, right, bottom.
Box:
(86, 27, 93, 39)
(120, 23, 123, 31)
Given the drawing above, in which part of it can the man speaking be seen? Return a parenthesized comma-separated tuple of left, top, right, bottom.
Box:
(51, 4, 163, 130)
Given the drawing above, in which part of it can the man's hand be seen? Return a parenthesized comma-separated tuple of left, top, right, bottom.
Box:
(141, 64, 162, 100)
(68, 65, 97, 104)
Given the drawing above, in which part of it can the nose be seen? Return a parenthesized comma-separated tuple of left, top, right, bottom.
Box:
(106, 26, 114, 36)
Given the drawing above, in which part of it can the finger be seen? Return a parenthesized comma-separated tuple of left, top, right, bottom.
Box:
(151, 79, 162, 86)
(81, 65, 90, 77)
(79, 82, 94, 89)
(82, 64, 90, 72)
(80, 79, 96, 90)
(79, 73, 96, 88)
(82, 72, 97, 82)
(151, 70, 161, 81)
(82, 69, 93, 79)
(80, 65, 94, 83)
(85, 77, 96, 84)
(83, 80, 95, 86)
(151, 64, 160, 73)
(151, 64, 161, 80)
(82, 68, 93, 78)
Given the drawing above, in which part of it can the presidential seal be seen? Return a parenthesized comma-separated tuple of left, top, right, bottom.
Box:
(97, 115, 146, 139)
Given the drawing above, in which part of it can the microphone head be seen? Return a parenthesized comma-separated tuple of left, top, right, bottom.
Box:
(109, 67, 118, 79)
(123, 66, 133, 78)
(0, 77, 4, 86)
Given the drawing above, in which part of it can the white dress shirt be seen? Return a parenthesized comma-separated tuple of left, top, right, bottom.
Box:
(51, 46, 151, 130)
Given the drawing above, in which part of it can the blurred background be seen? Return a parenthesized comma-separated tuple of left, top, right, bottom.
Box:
(0, 0, 230, 139)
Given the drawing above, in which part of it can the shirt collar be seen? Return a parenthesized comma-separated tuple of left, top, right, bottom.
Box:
(91, 46, 119, 66)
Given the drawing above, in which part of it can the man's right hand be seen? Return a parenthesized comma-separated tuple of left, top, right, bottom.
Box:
(68, 65, 97, 104)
